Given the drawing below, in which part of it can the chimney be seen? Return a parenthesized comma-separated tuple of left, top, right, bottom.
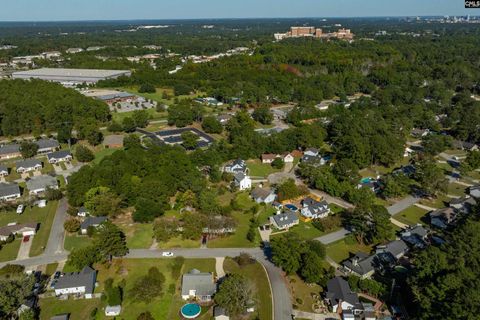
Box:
(352, 257, 359, 267)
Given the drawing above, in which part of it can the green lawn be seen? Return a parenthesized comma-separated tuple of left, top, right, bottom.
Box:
(447, 183, 467, 197)
(64, 235, 94, 251)
(288, 274, 323, 313)
(326, 238, 373, 264)
(112, 107, 167, 123)
(419, 195, 450, 209)
(286, 220, 325, 240)
(247, 159, 280, 178)
(0, 201, 58, 257)
(125, 223, 154, 249)
(0, 239, 21, 262)
(393, 206, 429, 226)
(223, 258, 272, 320)
(94, 148, 120, 164)
(45, 263, 59, 276)
(39, 297, 102, 320)
(208, 211, 257, 248)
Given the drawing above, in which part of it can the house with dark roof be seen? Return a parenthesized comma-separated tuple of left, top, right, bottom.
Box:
(16, 159, 42, 173)
(26, 175, 58, 195)
(36, 139, 60, 154)
(181, 269, 216, 302)
(80, 216, 107, 234)
(77, 207, 89, 217)
(47, 150, 72, 164)
(0, 165, 8, 177)
(301, 197, 330, 219)
(304, 148, 319, 157)
(234, 173, 251, 191)
(251, 187, 276, 204)
(375, 240, 409, 260)
(17, 296, 37, 316)
(270, 211, 299, 230)
(400, 225, 429, 249)
(0, 144, 21, 160)
(452, 140, 479, 152)
(54, 266, 97, 298)
(430, 207, 457, 230)
(341, 252, 376, 279)
(0, 183, 21, 201)
(449, 196, 477, 214)
(223, 159, 248, 174)
(325, 277, 361, 314)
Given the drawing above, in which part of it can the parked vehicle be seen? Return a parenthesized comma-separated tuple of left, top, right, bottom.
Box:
(161, 252, 174, 257)
(16, 204, 24, 214)
(23, 235, 30, 242)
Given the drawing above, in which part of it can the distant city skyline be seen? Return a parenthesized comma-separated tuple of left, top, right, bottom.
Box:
(0, 0, 479, 21)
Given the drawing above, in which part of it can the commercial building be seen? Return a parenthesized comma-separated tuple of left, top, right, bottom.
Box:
(274, 27, 354, 41)
(12, 68, 131, 85)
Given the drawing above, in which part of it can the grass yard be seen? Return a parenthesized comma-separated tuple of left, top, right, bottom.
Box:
(393, 206, 429, 226)
(39, 297, 102, 320)
(64, 235, 94, 251)
(208, 211, 257, 248)
(125, 223, 154, 249)
(326, 238, 373, 264)
(93, 148, 120, 164)
(223, 258, 273, 320)
(247, 159, 280, 178)
(111, 107, 167, 123)
(419, 195, 450, 209)
(447, 183, 467, 197)
(287, 220, 324, 240)
(0, 201, 58, 257)
(288, 274, 323, 313)
(45, 263, 59, 276)
(0, 239, 21, 262)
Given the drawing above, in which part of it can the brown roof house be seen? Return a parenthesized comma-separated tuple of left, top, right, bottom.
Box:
(103, 135, 124, 149)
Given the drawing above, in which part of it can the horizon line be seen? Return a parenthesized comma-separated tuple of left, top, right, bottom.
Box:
(0, 15, 477, 23)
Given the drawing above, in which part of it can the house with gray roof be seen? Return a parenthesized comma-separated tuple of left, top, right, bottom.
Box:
(251, 187, 276, 204)
(0, 222, 38, 241)
(375, 240, 409, 260)
(26, 175, 58, 195)
(0, 165, 8, 177)
(0, 183, 21, 201)
(223, 159, 248, 174)
(400, 225, 429, 249)
(270, 211, 299, 230)
(325, 277, 361, 313)
(80, 216, 107, 234)
(0, 144, 21, 159)
(469, 185, 480, 199)
(234, 172, 251, 191)
(342, 252, 376, 279)
(47, 150, 72, 164)
(449, 196, 477, 214)
(36, 139, 60, 154)
(16, 159, 42, 173)
(301, 197, 330, 219)
(54, 266, 97, 298)
(181, 269, 216, 302)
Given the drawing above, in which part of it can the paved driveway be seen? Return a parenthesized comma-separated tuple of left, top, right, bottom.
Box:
(387, 196, 420, 216)
(17, 236, 33, 260)
(315, 228, 351, 245)
(44, 198, 68, 256)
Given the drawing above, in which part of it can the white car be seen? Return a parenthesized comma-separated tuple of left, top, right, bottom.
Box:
(161, 252, 174, 257)
(16, 205, 24, 214)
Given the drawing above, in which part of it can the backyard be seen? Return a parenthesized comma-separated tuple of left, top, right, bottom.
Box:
(326, 237, 373, 264)
(247, 159, 280, 178)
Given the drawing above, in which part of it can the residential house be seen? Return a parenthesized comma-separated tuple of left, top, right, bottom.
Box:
(281, 152, 294, 163)
(0, 222, 38, 241)
(214, 306, 230, 320)
(47, 150, 72, 164)
(105, 305, 122, 316)
(181, 269, 216, 302)
(17, 296, 37, 316)
(217, 114, 232, 125)
(325, 277, 361, 314)
(261, 154, 277, 164)
(54, 266, 97, 298)
(301, 197, 330, 219)
(430, 207, 457, 230)
(0, 144, 21, 160)
(400, 225, 429, 249)
(0, 165, 8, 177)
(270, 211, 299, 230)
(234, 173, 251, 191)
(304, 148, 319, 157)
(66, 48, 84, 54)
(342, 310, 355, 320)
(16, 159, 42, 173)
(0, 183, 21, 201)
(452, 140, 479, 152)
(375, 240, 409, 260)
(251, 187, 276, 204)
(342, 252, 376, 279)
(449, 196, 477, 214)
(80, 216, 107, 234)
(103, 135, 124, 149)
(223, 159, 248, 174)
(411, 128, 430, 138)
(77, 207, 89, 217)
(26, 175, 58, 195)
(36, 139, 60, 154)
(469, 185, 480, 199)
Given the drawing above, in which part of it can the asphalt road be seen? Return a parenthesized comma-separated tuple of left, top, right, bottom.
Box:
(387, 195, 420, 216)
(44, 198, 68, 256)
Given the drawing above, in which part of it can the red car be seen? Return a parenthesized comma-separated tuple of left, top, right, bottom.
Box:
(23, 235, 30, 242)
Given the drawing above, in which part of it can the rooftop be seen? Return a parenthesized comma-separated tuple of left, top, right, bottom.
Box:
(55, 266, 96, 294)
(13, 68, 130, 79)
(181, 269, 216, 297)
(26, 175, 58, 191)
(0, 183, 20, 198)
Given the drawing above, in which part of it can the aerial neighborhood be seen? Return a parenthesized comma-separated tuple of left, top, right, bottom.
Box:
(0, 9, 479, 320)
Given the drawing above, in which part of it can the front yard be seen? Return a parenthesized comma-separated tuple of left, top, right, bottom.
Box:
(393, 206, 429, 226)
(0, 239, 21, 262)
(326, 238, 373, 264)
(247, 159, 280, 178)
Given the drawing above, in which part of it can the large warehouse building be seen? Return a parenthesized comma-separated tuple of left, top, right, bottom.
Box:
(12, 68, 131, 85)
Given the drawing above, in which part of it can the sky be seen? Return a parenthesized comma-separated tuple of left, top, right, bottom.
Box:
(0, 0, 479, 21)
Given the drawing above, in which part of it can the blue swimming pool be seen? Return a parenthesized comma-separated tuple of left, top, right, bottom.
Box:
(360, 177, 374, 184)
(285, 204, 298, 211)
(181, 303, 201, 319)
